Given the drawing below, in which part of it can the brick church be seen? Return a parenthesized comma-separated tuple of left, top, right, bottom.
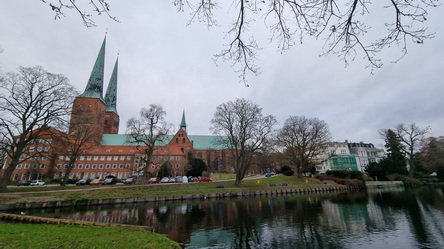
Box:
(7, 38, 230, 183)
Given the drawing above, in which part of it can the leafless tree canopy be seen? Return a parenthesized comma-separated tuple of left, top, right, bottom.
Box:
(0, 66, 76, 191)
(40, 1, 439, 84)
(275, 116, 332, 177)
(394, 123, 430, 176)
(211, 98, 277, 186)
(126, 104, 172, 180)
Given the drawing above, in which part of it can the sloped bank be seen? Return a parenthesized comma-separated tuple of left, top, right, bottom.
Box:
(0, 185, 357, 212)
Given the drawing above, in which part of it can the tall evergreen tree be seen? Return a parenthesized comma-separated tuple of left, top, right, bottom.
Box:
(384, 129, 408, 174)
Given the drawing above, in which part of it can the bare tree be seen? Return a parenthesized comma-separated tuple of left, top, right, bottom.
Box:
(40, 0, 118, 27)
(126, 104, 172, 181)
(51, 111, 102, 186)
(211, 98, 277, 186)
(394, 123, 430, 176)
(0, 66, 76, 192)
(275, 116, 332, 177)
(36, 1, 438, 84)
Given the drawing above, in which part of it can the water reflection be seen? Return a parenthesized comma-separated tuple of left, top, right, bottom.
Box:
(20, 186, 444, 248)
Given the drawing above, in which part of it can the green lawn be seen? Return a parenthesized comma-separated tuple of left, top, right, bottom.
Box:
(1, 175, 337, 203)
(0, 224, 181, 249)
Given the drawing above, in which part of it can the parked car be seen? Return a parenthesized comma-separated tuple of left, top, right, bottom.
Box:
(148, 178, 160, 184)
(196, 177, 212, 182)
(60, 179, 76, 185)
(160, 177, 170, 183)
(75, 179, 91, 185)
(168, 177, 177, 183)
(30, 180, 45, 186)
(103, 178, 117, 185)
(90, 179, 104, 185)
(123, 178, 133, 184)
(175, 176, 183, 183)
(16, 180, 31, 186)
(187, 176, 195, 182)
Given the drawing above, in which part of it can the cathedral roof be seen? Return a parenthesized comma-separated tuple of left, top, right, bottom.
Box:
(78, 37, 106, 101)
(104, 58, 118, 114)
(100, 134, 227, 150)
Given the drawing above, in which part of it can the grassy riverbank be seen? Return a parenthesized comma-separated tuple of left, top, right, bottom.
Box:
(0, 175, 334, 204)
(0, 224, 181, 249)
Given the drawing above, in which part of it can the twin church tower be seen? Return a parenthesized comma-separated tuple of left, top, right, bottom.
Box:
(69, 37, 120, 141)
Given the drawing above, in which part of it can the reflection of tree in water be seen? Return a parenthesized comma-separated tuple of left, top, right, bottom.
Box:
(370, 187, 444, 247)
(231, 201, 262, 248)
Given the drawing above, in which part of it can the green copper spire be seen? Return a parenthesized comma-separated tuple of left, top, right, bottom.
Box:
(78, 37, 106, 100)
(180, 110, 187, 132)
(105, 58, 118, 114)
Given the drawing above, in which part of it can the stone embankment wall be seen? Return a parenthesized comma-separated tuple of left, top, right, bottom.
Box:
(0, 186, 356, 212)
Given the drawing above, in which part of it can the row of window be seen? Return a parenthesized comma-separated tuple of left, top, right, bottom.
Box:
(16, 164, 45, 169)
(59, 155, 133, 161)
(56, 164, 131, 170)
(54, 171, 131, 180)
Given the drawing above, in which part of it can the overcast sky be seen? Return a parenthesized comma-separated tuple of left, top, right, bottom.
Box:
(1, 1, 443, 149)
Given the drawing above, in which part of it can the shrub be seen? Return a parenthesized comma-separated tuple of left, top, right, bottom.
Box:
(326, 170, 364, 181)
(280, 165, 294, 176)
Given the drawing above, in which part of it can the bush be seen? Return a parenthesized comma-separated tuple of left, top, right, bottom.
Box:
(326, 170, 364, 181)
(280, 165, 294, 176)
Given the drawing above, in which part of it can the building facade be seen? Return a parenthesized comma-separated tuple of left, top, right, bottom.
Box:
(5, 38, 232, 183)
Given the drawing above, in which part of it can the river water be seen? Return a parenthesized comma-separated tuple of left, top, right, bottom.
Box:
(17, 186, 444, 248)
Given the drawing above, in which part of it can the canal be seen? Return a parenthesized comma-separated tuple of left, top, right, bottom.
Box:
(13, 186, 444, 248)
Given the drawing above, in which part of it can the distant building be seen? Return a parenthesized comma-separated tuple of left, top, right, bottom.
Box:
(347, 141, 385, 172)
(4, 38, 233, 183)
(314, 141, 384, 173)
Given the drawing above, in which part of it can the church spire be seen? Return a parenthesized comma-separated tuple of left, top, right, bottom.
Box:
(104, 57, 118, 114)
(78, 36, 106, 100)
(180, 110, 187, 132)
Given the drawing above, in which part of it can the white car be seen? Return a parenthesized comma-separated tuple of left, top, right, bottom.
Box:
(30, 180, 45, 186)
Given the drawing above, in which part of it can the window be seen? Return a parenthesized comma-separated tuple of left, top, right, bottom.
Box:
(107, 156, 112, 161)
(84, 173, 89, 178)
(85, 164, 90, 169)
(24, 164, 30, 169)
(37, 147, 42, 152)
(93, 156, 98, 161)
(46, 139, 52, 144)
(106, 164, 110, 169)
(87, 156, 92, 161)
(94, 149, 99, 152)
(112, 164, 117, 169)
(19, 155, 24, 160)
(21, 174, 27, 180)
(152, 156, 156, 161)
(120, 156, 125, 161)
(126, 164, 130, 169)
(13, 174, 19, 181)
(151, 164, 155, 169)
(59, 155, 64, 161)
(16, 164, 22, 169)
(106, 149, 111, 152)
(118, 150, 123, 153)
(126, 156, 131, 160)
(64, 164, 69, 169)
(113, 156, 118, 161)
(130, 150, 134, 153)
(78, 164, 83, 169)
(29, 147, 35, 152)
(99, 164, 104, 169)
(170, 156, 174, 161)
(39, 139, 45, 144)
(119, 164, 123, 169)
(91, 173, 95, 178)
(80, 156, 85, 161)
(92, 164, 96, 169)
(42, 156, 47, 160)
(158, 156, 162, 160)
(56, 164, 61, 169)
(100, 156, 105, 160)
(176, 156, 180, 161)
(176, 164, 179, 168)
(40, 164, 45, 169)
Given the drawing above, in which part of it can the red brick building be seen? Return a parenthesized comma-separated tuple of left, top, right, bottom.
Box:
(5, 38, 231, 183)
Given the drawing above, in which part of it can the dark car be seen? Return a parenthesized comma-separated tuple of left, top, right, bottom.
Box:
(103, 178, 117, 185)
(75, 179, 91, 185)
(16, 180, 31, 186)
(60, 179, 76, 185)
